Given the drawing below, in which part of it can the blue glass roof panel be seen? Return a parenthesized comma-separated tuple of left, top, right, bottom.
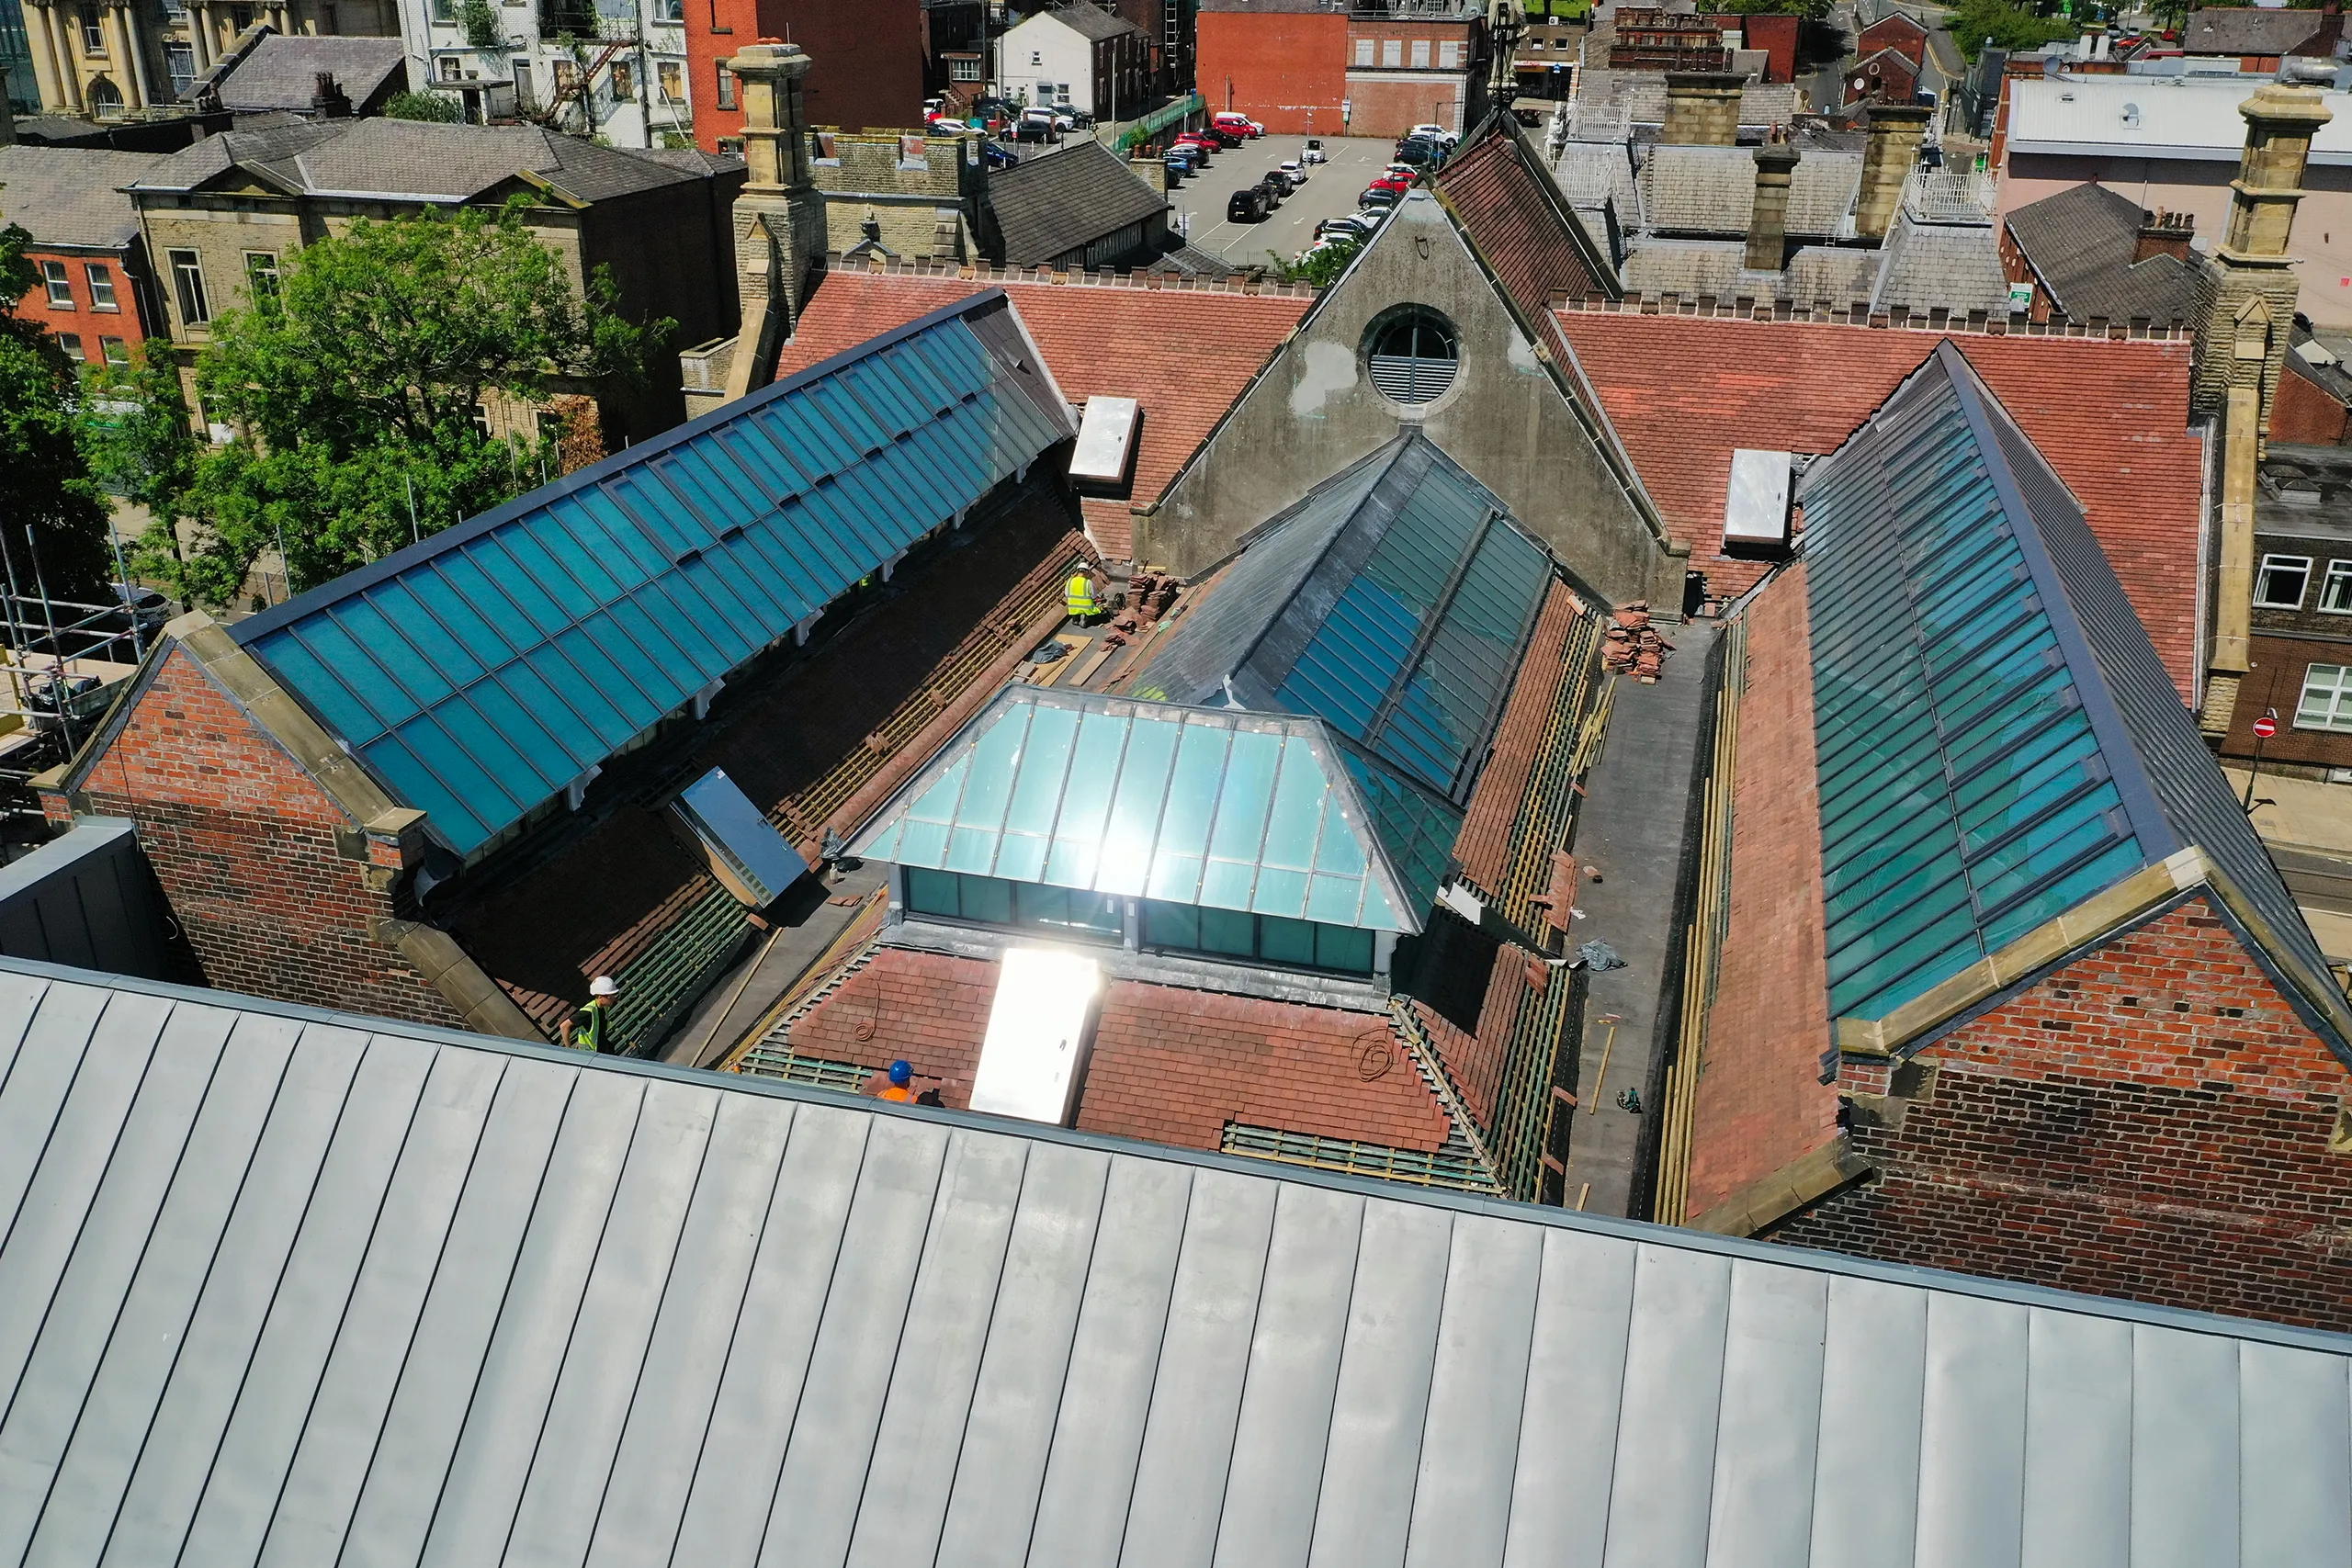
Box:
(852, 688, 1461, 935)
(1798, 344, 2170, 1024)
(236, 293, 1075, 857)
(1144, 434, 1555, 806)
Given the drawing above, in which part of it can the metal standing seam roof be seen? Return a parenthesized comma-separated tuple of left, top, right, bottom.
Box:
(232, 291, 1076, 858)
(1797, 341, 2340, 1040)
(851, 684, 1460, 935)
(1138, 433, 1557, 807)
(2003, 76, 2352, 164)
(0, 958, 2348, 1568)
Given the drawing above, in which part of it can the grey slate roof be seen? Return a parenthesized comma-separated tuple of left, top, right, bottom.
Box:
(0, 146, 164, 250)
(2004, 180, 2203, 325)
(0, 956, 2349, 1566)
(2182, 4, 2336, 55)
(1870, 211, 2012, 314)
(987, 139, 1168, 266)
(1040, 0, 1147, 39)
(1551, 139, 1640, 222)
(204, 33, 408, 112)
(1572, 68, 1802, 129)
(1636, 143, 1860, 238)
(129, 118, 708, 204)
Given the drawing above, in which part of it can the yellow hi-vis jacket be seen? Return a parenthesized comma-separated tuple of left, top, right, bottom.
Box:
(1066, 572, 1099, 617)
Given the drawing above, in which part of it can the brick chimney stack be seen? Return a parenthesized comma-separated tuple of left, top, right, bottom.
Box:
(1746, 127, 1799, 271)
(2132, 209, 2195, 265)
(310, 71, 352, 118)
(1854, 99, 1930, 243)
(1662, 70, 1744, 146)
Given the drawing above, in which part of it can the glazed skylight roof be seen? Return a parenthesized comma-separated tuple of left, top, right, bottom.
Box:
(235, 292, 1074, 858)
(1137, 434, 1557, 805)
(851, 686, 1461, 934)
(1800, 342, 2338, 1037)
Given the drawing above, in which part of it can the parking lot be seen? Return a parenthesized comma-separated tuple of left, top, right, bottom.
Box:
(1161, 135, 1408, 266)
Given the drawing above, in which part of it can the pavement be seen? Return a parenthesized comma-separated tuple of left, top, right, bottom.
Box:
(1164, 134, 1407, 265)
(1556, 621, 1717, 1219)
(2222, 764, 2352, 964)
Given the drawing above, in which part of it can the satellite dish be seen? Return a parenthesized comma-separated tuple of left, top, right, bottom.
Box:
(2122, 101, 2141, 126)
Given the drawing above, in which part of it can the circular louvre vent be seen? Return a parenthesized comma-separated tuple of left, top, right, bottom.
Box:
(1365, 308, 1460, 406)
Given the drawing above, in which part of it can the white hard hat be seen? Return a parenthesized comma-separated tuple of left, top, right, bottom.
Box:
(589, 975, 619, 998)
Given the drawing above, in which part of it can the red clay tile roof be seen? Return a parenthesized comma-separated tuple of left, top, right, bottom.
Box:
(775, 267, 1309, 561)
(1453, 582, 1585, 896)
(1431, 122, 1612, 323)
(1554, 315, 2205, 698)
(1685, 565, 1842, 1220)
(790, 946, 1455, 1153)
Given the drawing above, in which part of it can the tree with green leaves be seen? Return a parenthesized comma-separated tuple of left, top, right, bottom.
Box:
(126, 197, 671, 603)
(384, 89, 463, 122)
(1949, 0, 2077, 62)
(0, 224, 116, 611)
(1271, 235, 1361, 288)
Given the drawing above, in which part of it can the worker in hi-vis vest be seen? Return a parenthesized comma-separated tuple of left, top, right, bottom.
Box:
(565, 975, 617, 1052)
(877, 1060, 919, 1102)
(1066, 569, 1100, 623)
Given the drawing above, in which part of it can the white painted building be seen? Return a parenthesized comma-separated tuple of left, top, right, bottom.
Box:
(390, 0, 691, 145)
(994, 0, 1148, 121)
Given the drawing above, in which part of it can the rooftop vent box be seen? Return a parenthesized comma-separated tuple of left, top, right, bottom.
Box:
(1724, 448, 1794, 556)
(673, 767, 810, 908)
(1069, 395, 1140, 491)
(970, 946, 1102, 1125)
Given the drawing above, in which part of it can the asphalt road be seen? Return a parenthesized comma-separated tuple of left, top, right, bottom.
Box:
(1163, 134, 1409, 265)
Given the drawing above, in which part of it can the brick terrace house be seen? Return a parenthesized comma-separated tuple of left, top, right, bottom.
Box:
(1841, 44, 1917, 108)
(1998, 180, 2202, 330)
(1344, 0, 1487, 137)
(123, 116, 743, 448)
(685, 0, 924, 152)
(1851, 8, 1927, 74)
(0, 144, 167, 371)
(1193, 0, 1348, 135)
(2214, 444, 2352, 777)
(1654, 344, 2352, 1331)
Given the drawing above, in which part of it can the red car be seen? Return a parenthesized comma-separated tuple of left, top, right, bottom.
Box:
(1366, 174, 1413, 196)
(1172, 133, 1217, 156)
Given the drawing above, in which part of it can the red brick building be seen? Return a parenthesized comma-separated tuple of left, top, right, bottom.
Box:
(1343, 8, 1487, 136)
(1193, 0, 1349, 135)
(1654, 343, 2352, 1332)
(1843, 43, 1919, 107)
(0, 145, 165, 371)
(686, 0, 925, 151)
(1854, 10, 1928, 70)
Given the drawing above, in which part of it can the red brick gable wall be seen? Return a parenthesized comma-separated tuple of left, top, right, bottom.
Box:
(69, 646, 464, 1028)
(1194, 9, 1349, 135)
(2273, 361, 2350, 446)
(1770, 897, 2352, 1330)
(791, 946, 1453, 1153)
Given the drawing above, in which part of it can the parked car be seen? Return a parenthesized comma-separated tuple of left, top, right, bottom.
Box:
(1164, 148, 1202, 175)
(1407, 122, 1460, 147)
(1255, 175, 1285, 208)
(1394, 138, 1444, 168)
(1014, 113, 1058, 142)
(1173, 134, 1217, 161)
(1262, 167, 1296, 196)
(1205, 125, 1245, 147)
(1227, 186, 1271, 221)
(1385, 161, 1419, 179)
(980, 141, 1019, 169)
(1360, 186, 1402, 211)
(1302, 138, 1328, 164)
(1317, 215, 1377, 242)
(1279, 158, 1306, 183)
(1367, 174, 1413, 196)
(1212, 111, 1264, 138)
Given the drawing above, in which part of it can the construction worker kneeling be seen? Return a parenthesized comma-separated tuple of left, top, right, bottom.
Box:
(565, 975, 617, 1052)
(1065, 569, 1100, 625)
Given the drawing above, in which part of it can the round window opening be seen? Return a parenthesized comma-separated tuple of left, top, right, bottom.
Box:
(1365, 307, 1459, 406)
